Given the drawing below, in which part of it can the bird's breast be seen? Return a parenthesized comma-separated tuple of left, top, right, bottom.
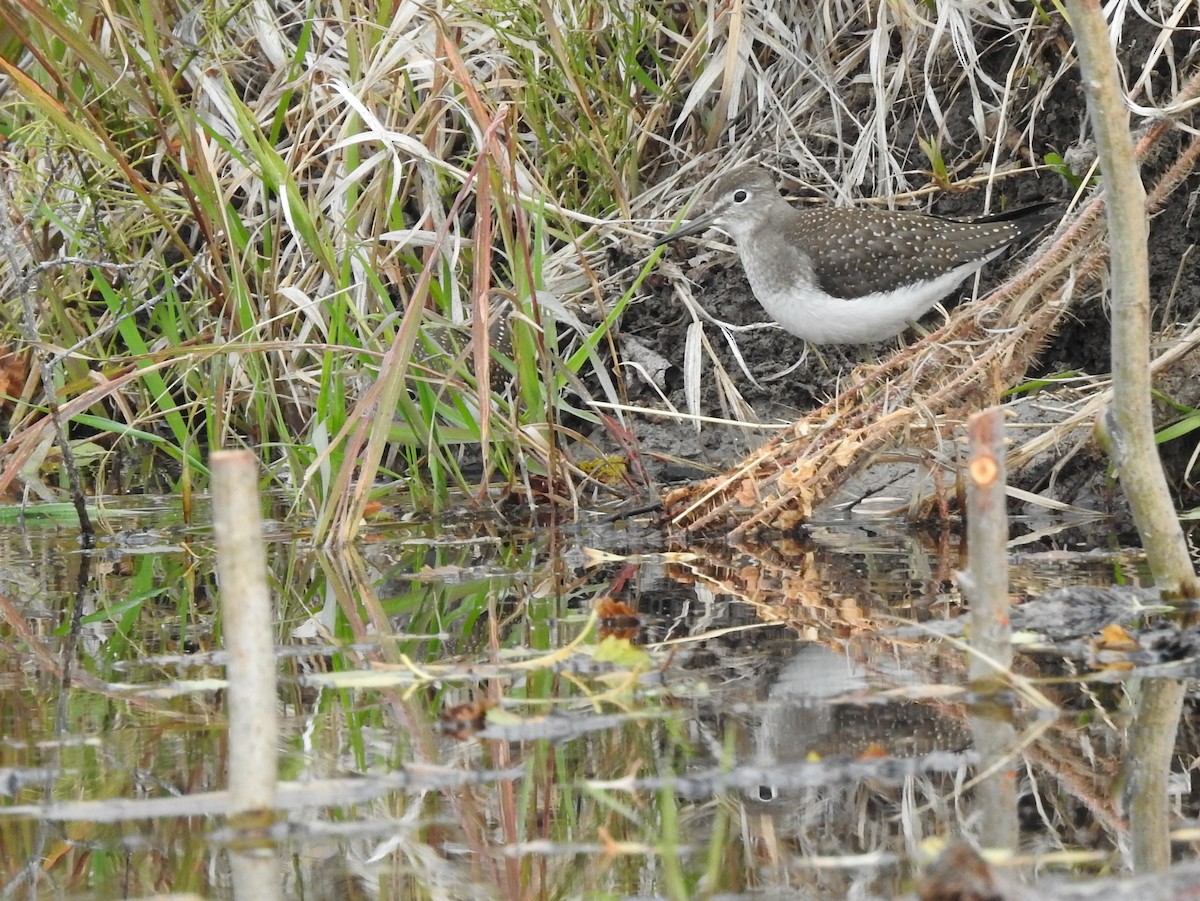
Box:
(740, 255, 987, 345)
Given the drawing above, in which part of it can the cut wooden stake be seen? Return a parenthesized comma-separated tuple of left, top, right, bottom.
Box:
(965, 407, 1011, 680)
(963, 407, 1017, 852)
(212, 450, 278, 818)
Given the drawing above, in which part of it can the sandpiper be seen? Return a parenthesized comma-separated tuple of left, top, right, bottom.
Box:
(656, 164, 1056, 345)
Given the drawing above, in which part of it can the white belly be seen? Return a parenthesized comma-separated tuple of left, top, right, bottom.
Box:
(748, 262, 989, 345)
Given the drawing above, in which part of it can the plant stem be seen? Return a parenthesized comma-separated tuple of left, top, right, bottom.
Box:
(1066, 0, 1199, 601)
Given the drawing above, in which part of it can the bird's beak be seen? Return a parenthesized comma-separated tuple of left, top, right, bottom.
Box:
(655, 209, 720, 246)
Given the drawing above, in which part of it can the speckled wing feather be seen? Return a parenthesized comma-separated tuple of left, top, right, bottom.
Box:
(795, 208, 1039, 300)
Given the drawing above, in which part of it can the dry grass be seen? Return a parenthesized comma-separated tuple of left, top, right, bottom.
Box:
(0, 0, 1196, 535)
(661, 84, 1200, 533)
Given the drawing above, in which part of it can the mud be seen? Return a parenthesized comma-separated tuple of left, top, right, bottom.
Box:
(615, 20, 1200, 521)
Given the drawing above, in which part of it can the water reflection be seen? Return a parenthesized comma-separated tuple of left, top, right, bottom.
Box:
(0, 495, 1191, 898)
(764, 640, 970, 773)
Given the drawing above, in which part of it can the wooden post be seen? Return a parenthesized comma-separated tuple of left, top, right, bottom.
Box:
(212, 450, 278, 818)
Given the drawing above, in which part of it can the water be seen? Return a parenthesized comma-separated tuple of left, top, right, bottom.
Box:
(0, 496, 1184, 899)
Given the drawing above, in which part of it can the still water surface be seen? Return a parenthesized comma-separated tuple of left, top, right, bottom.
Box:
(0, 496, 1186, 899)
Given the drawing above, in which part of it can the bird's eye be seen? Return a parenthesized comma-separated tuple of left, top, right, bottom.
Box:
(732, 190, 749, 203)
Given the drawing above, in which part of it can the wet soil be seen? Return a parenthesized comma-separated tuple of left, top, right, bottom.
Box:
(617, 20, 1200, 519)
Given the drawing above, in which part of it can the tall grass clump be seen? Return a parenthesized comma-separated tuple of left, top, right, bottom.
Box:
(0, 0, 690, 540)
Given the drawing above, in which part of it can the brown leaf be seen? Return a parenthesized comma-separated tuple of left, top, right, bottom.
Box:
(438, 700, 493, 740)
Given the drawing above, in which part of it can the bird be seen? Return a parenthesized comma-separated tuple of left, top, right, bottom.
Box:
(655, 164, 1057, 345)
